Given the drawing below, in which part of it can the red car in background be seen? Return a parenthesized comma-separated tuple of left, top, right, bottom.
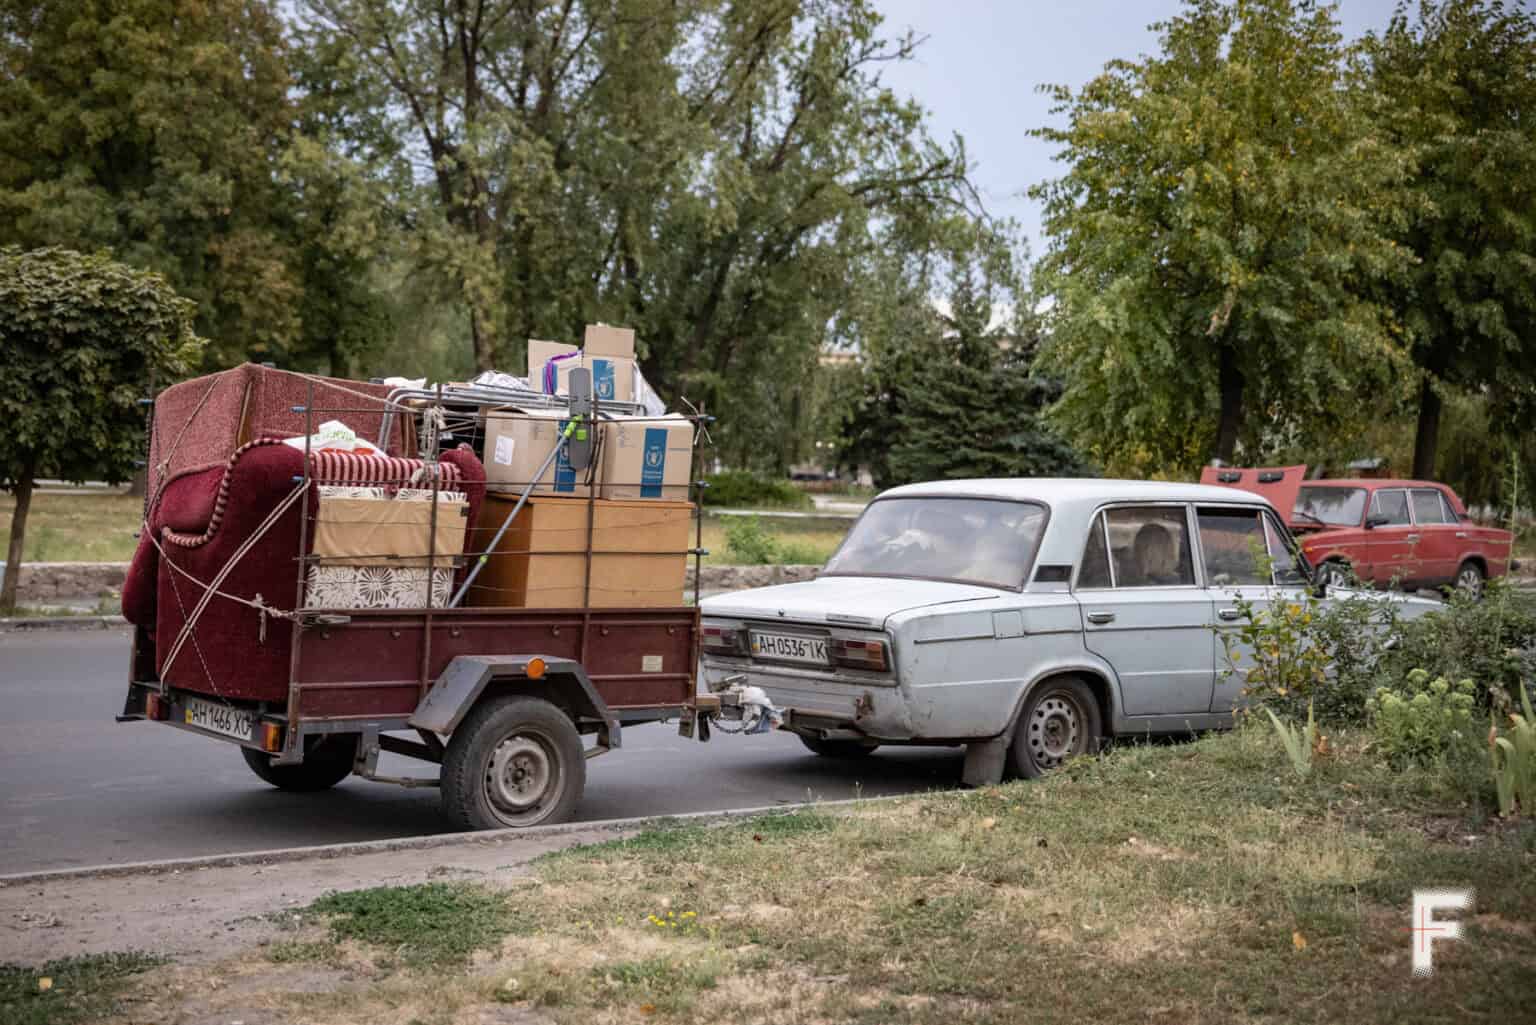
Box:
(1199, 465, 1515, 596)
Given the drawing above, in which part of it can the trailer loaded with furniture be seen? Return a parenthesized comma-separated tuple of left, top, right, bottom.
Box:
(119, 327, 718, 830)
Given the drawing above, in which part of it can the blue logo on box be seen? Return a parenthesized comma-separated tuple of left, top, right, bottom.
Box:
(640, 427, 667, 498)
(554, 420, 576, 492)
(591, 358, 615, 400)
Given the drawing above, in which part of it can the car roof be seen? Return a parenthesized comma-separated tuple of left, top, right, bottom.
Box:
(879, 477, 1270, 507)
(1299, 479, 1447, 491)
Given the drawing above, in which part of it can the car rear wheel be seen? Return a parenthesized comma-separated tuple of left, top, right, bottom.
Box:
(1454, 561, 1485, 599)
(798, 734, 880, 758)
(440, 694, 585, 830)
(242, 734, 357, 792)
(1007, 677, 1101, 779)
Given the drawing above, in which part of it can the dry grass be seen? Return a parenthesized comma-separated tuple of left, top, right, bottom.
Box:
(0, 492, 142, 563)
(99, 728, 1535, 1025)
(698, 515, 849, 566)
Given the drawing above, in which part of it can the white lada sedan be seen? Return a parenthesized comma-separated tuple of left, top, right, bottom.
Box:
(699, 478, 1433, 785)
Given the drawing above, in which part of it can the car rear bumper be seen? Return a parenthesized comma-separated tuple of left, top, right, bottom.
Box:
(700, 657, 917, 740)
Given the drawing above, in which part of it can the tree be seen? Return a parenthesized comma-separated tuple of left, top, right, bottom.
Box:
(0, 0, 394, 372)
(300, 0, 981, 463)
(0, 247, 202, 610)
(1362, 0, 1536, 479)
(1030, 0, 1414, 475)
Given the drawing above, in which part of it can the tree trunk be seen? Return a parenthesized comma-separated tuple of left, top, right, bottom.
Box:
(1412, 376, 1441, 481)
(470, 306, 495, 373)
(1, 467, 36, 612)
(1214, 345, 1245, 464)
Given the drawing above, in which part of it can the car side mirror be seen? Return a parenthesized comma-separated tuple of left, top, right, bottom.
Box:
(1363, 515, 1389, 530)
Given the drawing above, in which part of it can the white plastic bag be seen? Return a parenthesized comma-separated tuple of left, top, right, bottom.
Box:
(282, 419, 385, 457)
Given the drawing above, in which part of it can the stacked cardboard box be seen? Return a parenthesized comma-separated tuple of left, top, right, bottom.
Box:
(527, 324, 637, 403)
(464, 494, 693, 608)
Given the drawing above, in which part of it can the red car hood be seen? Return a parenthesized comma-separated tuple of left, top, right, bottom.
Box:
(1199, 465, 1308, 527)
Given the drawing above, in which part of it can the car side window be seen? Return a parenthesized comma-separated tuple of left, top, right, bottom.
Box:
(1411, 489, 1449, 525)
(1078, 515, 1113, 588)
(1101, 506, 1195, 587)
(1438, 491, 1461, 523)
(1263, 514, 1310, 586)
(1196, 508, 1269, 586)
(1370, 489, 1410, 526)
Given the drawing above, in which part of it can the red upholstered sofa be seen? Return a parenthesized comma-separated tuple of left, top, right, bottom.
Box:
(123, 441, 485, 704)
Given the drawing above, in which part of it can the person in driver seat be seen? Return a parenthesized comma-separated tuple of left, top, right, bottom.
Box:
(1130, 521, 1184, 586)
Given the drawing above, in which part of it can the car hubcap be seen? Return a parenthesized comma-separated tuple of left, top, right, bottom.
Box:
(486, 733, 558, 821)
(1325, 565, 1348, 587)
(1029, 694, 1081, 768)
(1458, 568, 1482, 597)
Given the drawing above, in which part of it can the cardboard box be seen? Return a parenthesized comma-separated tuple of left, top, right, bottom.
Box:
(600, 415, 694, 501)
(482, 407, 595, 498)
(526, 335, 635, 404)
(311, 492, 467, 568)
(464, 495, 694, 608)
(583, 324, 636, 359)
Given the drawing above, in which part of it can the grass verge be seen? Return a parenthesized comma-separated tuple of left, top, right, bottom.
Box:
(0, 493, 141, 564)
(146, 727, 1534, 1025)
(0, 953, 162, 1025)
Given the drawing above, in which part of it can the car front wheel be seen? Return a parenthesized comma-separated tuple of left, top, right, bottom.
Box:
(1317, 561, 1353, 591)
(1007, 677, 1101, 779)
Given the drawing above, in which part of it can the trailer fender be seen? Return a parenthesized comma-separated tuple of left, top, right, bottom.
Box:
(409, 655, 620, 750)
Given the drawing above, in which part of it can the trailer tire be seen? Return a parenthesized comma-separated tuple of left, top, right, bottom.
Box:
(241, 735, 357, 792)
(440, 694, 585, 830)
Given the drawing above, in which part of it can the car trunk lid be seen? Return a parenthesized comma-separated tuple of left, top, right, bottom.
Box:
(1199, 464, 1308, 526)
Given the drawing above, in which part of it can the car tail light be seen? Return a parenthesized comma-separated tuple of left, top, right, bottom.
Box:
(701, 624, 746, 656)
(831, 638, 889, 672)
(260, 722, 284, 753)
(144, 692, 169, 721)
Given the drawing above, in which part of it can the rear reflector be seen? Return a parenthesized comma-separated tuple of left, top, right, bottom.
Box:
(260, 722, 283, 753)
(832, 638, 889, 672)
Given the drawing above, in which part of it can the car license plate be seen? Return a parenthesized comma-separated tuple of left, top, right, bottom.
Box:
(749, 631, 829, 666)
(183, 696, 256, 743)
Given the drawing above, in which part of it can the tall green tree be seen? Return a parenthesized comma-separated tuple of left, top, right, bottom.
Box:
(1362, 0, 1536, 479)
(0, 247, 202, 610)
(0, 0, 393, 372)
(1031, 0, 1414, 475)
(301, 0, 981, 463)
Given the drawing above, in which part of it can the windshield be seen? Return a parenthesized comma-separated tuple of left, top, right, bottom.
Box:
(822, 497, 1047, 589)
(1294, 486, 1366, 527)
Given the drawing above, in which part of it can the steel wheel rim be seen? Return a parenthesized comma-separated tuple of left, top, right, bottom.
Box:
(485, 731, 561, 823)
(1457, 566, 1483, 597)
(1028, 693, 1083, 768)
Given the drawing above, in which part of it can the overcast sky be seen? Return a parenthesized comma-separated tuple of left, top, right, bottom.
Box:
(874, 0, 1415, 252)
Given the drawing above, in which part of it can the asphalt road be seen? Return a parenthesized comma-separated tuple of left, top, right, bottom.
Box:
(0, 629, 961, 875)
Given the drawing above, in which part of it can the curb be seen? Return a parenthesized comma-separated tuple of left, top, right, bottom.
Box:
(0, 793, 913, 888)
(0, 615, 128, 632)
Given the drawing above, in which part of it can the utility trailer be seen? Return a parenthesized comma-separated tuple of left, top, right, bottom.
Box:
(117, 362, 717, 829)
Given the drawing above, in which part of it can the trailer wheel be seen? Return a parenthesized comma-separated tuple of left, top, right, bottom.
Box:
(242, 735, 357, 792)
(440, 695, 585, 830)
(798, 735, 880, 758)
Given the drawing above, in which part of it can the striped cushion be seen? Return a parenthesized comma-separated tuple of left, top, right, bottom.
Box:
(161, 439, 466, 549)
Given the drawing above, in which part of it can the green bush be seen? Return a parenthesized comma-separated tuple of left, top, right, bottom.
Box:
(701, 471, 813, 510)
(1366, 669, 1481, 768)
(723, 516, 781, 564)
(1491, 685, 1536, 817)
(1378, 580, 1536, 715)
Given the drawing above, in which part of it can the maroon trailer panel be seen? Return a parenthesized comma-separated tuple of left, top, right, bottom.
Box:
(292, 606, 697, 720)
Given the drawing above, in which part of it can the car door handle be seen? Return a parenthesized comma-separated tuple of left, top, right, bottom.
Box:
(1406, 534, 1419, 542)
(1086, 611, 1116, 625)
(1217, 608, 1242, 621)
(1456, 531, 1467, 538)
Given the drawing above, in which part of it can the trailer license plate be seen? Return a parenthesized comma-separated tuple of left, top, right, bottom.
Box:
(749, 631, 828, 666)
(183, 697, 256, 743)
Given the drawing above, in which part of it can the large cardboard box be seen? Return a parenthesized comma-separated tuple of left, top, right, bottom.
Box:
(464, 495, 694, 608)
(311, 491, 467, 568)
(600, 415, 694, 501)
(482, 407, 594, 498)
(526, 332, 636, 404)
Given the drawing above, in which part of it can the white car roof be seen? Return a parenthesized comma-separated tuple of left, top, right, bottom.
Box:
(880, 477, 1271, 509)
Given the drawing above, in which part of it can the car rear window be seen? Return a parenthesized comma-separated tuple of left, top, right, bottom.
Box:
(1294, 486, 1366, 527)
(822, 497, 1047, 589)
(1411, 489, 1450, 525)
